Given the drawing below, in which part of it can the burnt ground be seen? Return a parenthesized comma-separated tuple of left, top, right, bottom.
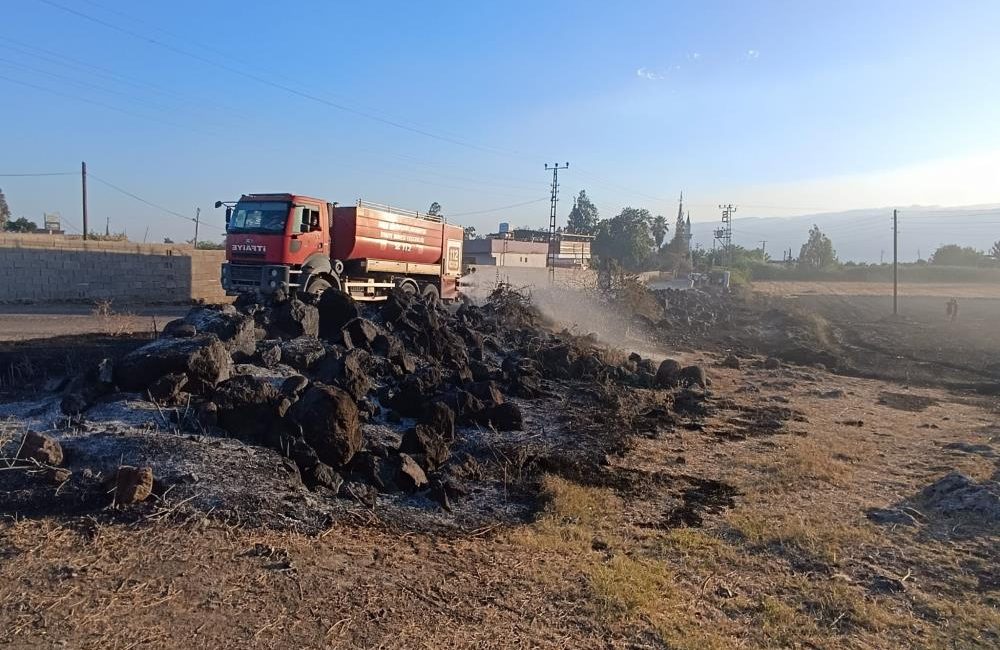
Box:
(1, 287, 998, 648)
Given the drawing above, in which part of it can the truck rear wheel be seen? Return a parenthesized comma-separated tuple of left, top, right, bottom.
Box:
(421, 284, 440, 304)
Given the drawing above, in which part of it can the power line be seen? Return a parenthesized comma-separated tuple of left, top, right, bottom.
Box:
(88, 173, 225, 234)
(448, 197, 550, 217)
(37, 0, 530, 160)
(0, 172, 76, 177)
(0, 73, 221, 136)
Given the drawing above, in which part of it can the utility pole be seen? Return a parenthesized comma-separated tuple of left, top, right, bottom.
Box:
(544, 162, 569, 283)
(717, 204, 736, 266)
(105, 216, 110, 237)
(892, 208, 898, 316)
(759, 240, 767, 260)
(193, 207, 201, 248)
(81, 161, 88, 240)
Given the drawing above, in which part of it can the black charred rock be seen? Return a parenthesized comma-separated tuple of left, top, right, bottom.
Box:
(655, 359, 683, 388)
(397, 453, 429, 492)
(177, 305, 257, 358)
(289, 384, 361, 467)
(147, 372, 189, 403)
(162, 320, 197, 338)
(469, 359, 492, 382)
(280, 374, 310, 398)
(679, 365, 708, 388)
(337, 348, 372, 402)
(271, 297, 320, 339)
(213, 375, 285, 446)
(279, 337, 327, 372)
(420, 401, 456, 442)
(117, 334, 231, 393)
(468, 380, 505, 408)
(401, 425, 450, 471)
(342, 317, 379, 351)
(254, 341, 282, 368)
(317, 291, 361, 340)
(483, 401, 523, 431)
(304, 462, 343, 492)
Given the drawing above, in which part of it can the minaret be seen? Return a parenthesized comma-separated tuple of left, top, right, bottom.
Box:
(685, 211, 692, 253)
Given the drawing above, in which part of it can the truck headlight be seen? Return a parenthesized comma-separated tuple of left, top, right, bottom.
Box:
(269, 280, 277, 288)
(221, 266, 229, 276)
(270, 268, 278, 277)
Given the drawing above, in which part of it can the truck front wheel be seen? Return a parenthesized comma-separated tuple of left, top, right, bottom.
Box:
(305, 275, 340, 297)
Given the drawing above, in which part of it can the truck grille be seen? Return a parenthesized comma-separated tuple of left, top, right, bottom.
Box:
(227, 264, 262, 287)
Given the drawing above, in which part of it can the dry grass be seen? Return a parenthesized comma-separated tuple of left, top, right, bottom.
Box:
(91, 299, 137, 336)
(726, 509, 879, 566)
(756, 436, 855, 490)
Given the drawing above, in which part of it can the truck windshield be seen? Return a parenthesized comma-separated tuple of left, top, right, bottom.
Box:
(228, 201, 289, 233)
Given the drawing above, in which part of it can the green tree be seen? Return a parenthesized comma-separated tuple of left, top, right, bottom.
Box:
(797, 225, 837, 269)
(4, 217, 38, 232)
(930, 244, 987, 266)
(651, 214, 668, 249)
(427, 202, 442, 217)
(463, 226, 478, 240)
(566, 190, 599, 235)
(0, 188, 10, 230)
(195, 240, 225, 250)
(593, 207, 654, 270)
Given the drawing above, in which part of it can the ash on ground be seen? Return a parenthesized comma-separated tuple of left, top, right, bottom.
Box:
(1, 285, 712, 533)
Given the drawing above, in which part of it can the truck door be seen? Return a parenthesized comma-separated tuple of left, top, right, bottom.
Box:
(288, 202, 326, 266)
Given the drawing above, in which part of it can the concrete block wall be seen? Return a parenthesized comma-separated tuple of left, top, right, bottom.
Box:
(0, 234, 229, 304)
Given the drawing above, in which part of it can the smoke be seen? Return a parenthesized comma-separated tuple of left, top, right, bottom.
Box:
(461, 266, 662, 354)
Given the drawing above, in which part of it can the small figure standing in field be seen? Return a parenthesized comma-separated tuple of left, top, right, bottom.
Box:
(946, 297, 959, 322)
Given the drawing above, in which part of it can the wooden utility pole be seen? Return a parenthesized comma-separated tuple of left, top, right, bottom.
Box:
(81, 161, 88, 240)
(892, 209, 898, 315)
(193, 207, 201, 247)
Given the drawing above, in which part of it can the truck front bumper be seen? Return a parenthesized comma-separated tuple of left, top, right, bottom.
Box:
(221, 263, 291, 295)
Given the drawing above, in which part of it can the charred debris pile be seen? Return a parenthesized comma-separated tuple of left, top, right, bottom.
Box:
(8, 285, 712, 517)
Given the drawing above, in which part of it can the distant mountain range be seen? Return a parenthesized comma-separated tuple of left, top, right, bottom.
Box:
(688, 205, 1000, 263)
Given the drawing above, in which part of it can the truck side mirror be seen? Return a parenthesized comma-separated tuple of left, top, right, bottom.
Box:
(225, 207, 232, 226)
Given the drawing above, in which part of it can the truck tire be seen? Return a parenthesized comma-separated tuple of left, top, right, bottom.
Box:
(421, 284, 440, 304)
(306, 275, 339, 297)
(397, 279, 418, 297)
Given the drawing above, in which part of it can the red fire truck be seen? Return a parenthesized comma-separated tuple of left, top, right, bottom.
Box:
(216, 195, 464, 301)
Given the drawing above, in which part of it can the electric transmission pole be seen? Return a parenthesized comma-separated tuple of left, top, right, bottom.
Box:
(892, 208, 898, 316)
(759, 240, 767, 260)
(718, 204, 736, 266)
(81, 161, 88, 241)
(544, 162, 569, 283)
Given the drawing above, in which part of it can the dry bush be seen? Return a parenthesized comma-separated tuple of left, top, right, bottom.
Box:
(91, 299, 136, 336)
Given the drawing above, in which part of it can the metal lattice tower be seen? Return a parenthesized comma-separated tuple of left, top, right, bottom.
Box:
(718, 203, 736, 267)
(544, 162, 569, 282)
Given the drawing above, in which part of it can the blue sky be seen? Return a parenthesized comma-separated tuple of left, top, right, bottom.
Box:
(3, 0, 1000, 242)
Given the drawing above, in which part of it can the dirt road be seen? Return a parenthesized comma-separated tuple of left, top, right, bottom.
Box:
(0, 305, 187, 341)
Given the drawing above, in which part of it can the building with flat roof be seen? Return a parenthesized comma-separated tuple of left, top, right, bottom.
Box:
(463, 238, 549, 267)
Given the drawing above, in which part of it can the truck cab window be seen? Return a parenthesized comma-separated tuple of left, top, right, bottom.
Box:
(294, 206, 320, 233)
(228, 201, 289, 233)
